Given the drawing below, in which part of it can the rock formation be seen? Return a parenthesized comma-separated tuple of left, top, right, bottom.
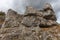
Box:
(22, 3, 57, 27)
(0, 3, 60, 40)
(2, 9, 23, 28)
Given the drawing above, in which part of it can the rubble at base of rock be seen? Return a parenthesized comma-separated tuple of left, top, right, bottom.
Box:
(0, 3, 60, 40)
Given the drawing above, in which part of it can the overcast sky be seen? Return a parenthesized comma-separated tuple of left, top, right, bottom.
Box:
(0, 0, 60, 23)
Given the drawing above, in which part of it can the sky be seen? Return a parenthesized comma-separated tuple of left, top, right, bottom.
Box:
(0, 0, 60, 23)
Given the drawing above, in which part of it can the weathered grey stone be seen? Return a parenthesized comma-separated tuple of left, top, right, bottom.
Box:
(43, 3, 57, 21)
(2, 9, 23, 28)
(24, 6, 37, 16)
(21, 16, 37, 27)
(36, 10, 43, 17)
(43, 10, 57, 21)
(24, 3, 57, 27)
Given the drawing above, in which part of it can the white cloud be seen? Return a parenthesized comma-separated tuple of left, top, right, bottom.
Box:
(0, 0, 14, 12)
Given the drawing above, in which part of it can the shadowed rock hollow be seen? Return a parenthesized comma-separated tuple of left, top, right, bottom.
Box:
(0, 12, 5, 28)
(0, 3, 60, 40)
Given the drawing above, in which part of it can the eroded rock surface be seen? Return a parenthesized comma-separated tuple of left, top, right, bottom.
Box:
(0, 3, 60, 40)
(2, 9, 23, 28)
(22, 3, 57, 27)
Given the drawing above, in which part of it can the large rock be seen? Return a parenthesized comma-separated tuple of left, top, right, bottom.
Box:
(21, 16, 38, 27)
(2, 9, 23, 28)
(0, 3, 59, 40)
(23, 3, 57, 27)
(43, 3, 57, 21)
